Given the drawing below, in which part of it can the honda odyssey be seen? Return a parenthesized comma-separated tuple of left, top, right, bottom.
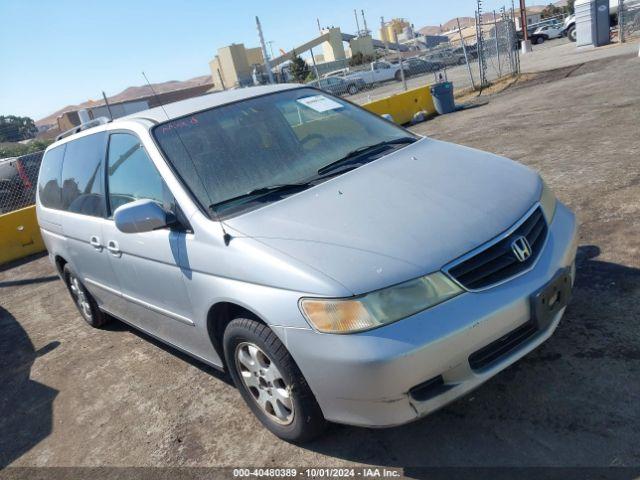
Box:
(36, 84, 577, 442)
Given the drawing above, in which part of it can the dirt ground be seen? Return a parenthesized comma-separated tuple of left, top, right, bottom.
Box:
(1, 43, 639, 470)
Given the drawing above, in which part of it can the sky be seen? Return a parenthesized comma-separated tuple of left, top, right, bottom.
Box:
(0, 0, 522, 121)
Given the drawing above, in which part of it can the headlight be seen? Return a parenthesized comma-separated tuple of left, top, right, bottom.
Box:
(540, 179, 557, 222)
(300, 272, 462, 334)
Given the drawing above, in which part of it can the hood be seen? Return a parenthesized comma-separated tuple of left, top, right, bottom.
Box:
(227, 138, 541, 295)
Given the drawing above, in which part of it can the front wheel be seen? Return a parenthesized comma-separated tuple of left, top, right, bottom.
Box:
(224, 318, 326, 442)
(536, 36, 545, 44)
(567, 25, 576, 42)
(394, 71, 403, 81)
(347, 84, 358, 95)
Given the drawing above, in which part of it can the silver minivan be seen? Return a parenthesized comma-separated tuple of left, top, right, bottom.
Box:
(36, 84, 577, 442)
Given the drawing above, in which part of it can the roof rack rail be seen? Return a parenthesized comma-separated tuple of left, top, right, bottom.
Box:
(55, 116, 111, 142)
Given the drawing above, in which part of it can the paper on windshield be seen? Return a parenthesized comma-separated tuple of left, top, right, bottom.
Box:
(296, 95, 343, 113)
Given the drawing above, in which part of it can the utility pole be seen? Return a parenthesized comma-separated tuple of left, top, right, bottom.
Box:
(519, 0, 532, 52)
(618, 0, 625, 42)
(354, 9, 361, 35)
(309, 47, 320, 79)
(267, 40, 275, 61)
(317, 17, 322, 34)
(457, 18, 476, 90)
(256, 16, 274, 84)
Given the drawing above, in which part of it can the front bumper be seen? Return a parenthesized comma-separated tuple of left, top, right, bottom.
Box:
(283, 202, 578, 427)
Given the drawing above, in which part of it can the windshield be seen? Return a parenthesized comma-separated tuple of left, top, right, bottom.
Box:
(153, 87, 415, 216)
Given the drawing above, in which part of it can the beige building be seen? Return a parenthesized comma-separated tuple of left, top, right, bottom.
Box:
(320, 28, 347, 62)
(209, 43, 264, 90)
(348, 34, 375, 57)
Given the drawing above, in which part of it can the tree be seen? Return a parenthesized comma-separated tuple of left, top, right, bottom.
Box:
(289, 50, 310, 83)
(541, 3, 564, 18)
(566, 0, 575, 14)
(0, 115, 38, 142)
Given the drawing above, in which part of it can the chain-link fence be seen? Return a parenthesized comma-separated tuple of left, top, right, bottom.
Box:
(272, 6, 520, 106)
(0, 151, 44, 215)
(618, 0, 640, 41)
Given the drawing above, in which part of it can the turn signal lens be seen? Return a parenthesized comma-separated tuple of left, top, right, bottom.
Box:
(300, 272, 462, 334)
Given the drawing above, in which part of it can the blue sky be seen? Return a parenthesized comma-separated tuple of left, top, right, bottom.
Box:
(1, 0, 521, 120)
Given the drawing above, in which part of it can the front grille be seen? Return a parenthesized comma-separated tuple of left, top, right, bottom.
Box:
(447, 206, 547, 290)
(468, 320, 538, 370)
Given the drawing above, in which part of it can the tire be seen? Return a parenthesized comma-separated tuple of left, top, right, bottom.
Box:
(62, 264, 108, 328)
(458, 56, 466, 65)
(224, 317, 326, 443)
(567, 25, 576, 42)
(394, 71, 402, 82)
(347, 84, 358, 95)
(536, 36, 545, 45)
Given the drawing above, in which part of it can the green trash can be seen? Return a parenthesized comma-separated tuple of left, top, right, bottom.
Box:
(430, 82, 455, 115)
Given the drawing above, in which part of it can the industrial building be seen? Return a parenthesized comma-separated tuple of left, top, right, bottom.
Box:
(208, 43, 266, 90)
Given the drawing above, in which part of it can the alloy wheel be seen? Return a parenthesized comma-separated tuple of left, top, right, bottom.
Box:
(235, 342, 294, 425)
(68, 274, 92, 320)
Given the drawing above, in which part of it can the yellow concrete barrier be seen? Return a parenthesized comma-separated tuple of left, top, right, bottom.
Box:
(0, 205, 45, 265)
(362, 84, 436, 125)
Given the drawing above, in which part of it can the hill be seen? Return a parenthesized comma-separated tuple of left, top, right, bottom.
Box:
(417, 4, 563, 36)
(36, 75, 211, 127)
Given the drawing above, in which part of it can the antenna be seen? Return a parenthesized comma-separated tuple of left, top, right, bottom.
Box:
(101, 91, 114, 120)
(141, 71, 232, 246)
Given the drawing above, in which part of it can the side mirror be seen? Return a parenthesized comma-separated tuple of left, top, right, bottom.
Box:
(114, 199, 173, 234)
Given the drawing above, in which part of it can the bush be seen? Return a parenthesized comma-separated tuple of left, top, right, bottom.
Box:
(0, 139, 53, 159)
(349, 52, 376, 67)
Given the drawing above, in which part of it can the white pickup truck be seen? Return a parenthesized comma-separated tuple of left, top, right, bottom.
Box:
(343, 61, 405, 85)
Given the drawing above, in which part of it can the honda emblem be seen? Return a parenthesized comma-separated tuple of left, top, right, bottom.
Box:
(511, 236, 532, 262)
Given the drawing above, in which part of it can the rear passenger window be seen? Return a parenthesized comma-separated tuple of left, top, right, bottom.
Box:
(38, 144, 65, 209)
(106, 133, 169, 215)
(60, 132, 107, 217)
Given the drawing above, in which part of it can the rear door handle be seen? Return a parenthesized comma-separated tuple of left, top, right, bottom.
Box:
(106, 240, 121, 256)
(89, 236, 102, 250)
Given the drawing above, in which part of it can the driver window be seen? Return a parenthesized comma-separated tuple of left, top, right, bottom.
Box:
(107, 133, 170, 216)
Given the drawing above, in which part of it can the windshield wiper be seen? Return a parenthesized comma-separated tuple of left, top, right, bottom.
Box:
(209, 182, 312, 211)
(317, 137, 417, 176)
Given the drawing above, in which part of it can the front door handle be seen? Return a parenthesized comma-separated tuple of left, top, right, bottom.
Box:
(106, 240, 121, 256)
(89, 235, 102, 250)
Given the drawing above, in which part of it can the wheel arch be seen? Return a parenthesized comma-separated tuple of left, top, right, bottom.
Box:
(206, 301, 268, 369)
(53, 254, 68, 276)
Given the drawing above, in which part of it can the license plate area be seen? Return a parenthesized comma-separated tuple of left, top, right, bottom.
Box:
(530, 267, 572, 330)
